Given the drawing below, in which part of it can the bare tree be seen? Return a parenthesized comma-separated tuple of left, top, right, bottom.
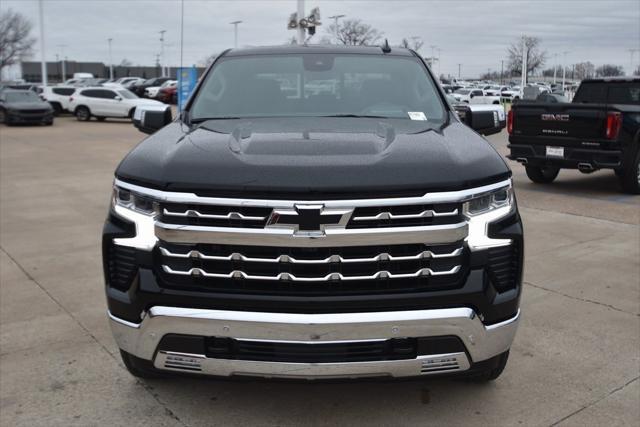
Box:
(119, 58, 133, 67)
(635, 65, 640, 76)
(506, 36, 547, 77)
(574, 61, 595, 80)
(398, 37, 424, 52)
(326, 19, 382, 46)
(0, 9, 35, 70)
(595, 64, 624, 77)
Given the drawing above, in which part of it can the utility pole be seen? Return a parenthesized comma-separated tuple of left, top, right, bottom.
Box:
(327, 14, 345, 43)
(56, 44, 67, 81)
(562, 51, 569, 92)
(500, 60, 504, 84)
(457, 63, 461, 79)
(107, 38, 114, 80)
(553, 53, 558, 84)
(38, 0, 47, 86)
(437, 48, 442, 77)
(159, 30, 166, 76)
(230, 21, 242, 49)
(629, 48, 639, 75)
(296, 0, 305, 44)
(520, 36, 527, 90)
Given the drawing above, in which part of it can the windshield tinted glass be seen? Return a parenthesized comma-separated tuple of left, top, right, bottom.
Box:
(455, 89, 470, 94)
(5, 91, 40, 102)
(118, 90, 137, 99)
(190, 54, 445, 122)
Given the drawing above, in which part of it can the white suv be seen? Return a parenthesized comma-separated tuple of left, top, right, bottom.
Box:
(41, 86, 76, 114)
(68, 87, 164, 121)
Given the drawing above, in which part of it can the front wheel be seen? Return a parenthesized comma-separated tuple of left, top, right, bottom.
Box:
(120, 350, 165, 379)
(618, 151, 640, 194)
(0, 109, 7, 124)
(75, 106, 91, 121)
(467, 351, 510, 382)
(525, 165, 560, 184)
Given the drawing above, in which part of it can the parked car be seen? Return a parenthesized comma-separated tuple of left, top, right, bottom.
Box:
(0, 89, 54, 125)
(109, 45, 521, 382)
(104, 77, 143, 88)
(508, 76, 640, 193)
(500, 86, 521, 102)
(145, 80, 176, 100)
(122, 78, 146, 89)
(453, 88, 500, 104)
(68, 87, 163, 121)
(157, 80, 178, 104)
(131, 77, 172, 97)
(40, 85, 76, 114)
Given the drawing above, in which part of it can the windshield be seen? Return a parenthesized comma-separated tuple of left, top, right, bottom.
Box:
(190, 54, 446, 122)
(5, 91, 40, 102)
(455, 89, 470, 95)
(118, 90, 138, 99)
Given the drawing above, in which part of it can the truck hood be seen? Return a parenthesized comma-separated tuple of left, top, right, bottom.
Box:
(116, 117, 510, 197)
(6, 101, 52, 111)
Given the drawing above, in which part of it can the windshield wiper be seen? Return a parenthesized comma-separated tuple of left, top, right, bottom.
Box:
(321, 114, 391, 119)
(190, 116, 244, 123)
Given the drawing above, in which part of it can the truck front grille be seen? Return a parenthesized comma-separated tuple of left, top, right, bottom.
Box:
(487, 244, 520, 293)
(160, 203, 271, 228)
(106, 243, 137, 291)
(156, 242, 467, 296)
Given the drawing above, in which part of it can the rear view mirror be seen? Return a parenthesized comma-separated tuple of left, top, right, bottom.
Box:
(455, 104, 506, 136)
(132, 105, 172, 134)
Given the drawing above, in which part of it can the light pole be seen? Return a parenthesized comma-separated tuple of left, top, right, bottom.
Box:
(553, 53, 558, 84)
(327, 14, 345, 43)
(629, 48, 639, 75)
(230, 20, 242, 49)
(500, 60, 504, 84)
(562, 51, 569, 92)
(56, 44, 67, 81)
(296, 0, 305, 44)
(108, 38, 114, 80)
(437, 48, 442, 77)
(429, 45, 437, 68)
(458, 63, 461, 79)
(159, 30, 166, 76)
(38, 0, 47, 86)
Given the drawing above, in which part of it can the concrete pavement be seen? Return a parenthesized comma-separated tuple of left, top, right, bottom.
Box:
(1, 117, 638, 426)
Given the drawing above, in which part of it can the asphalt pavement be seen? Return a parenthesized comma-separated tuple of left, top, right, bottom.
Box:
(0, 117, 638, 426)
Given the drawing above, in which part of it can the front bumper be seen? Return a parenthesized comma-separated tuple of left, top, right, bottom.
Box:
(508, 143, 622, 169)
(109, 306, 519, 379)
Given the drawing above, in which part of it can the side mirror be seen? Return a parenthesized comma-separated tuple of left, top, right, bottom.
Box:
(456, 104, 506, 136)
(114, 96, 122, 101)
(132, 105, 172, 134)
(469, 93, 474, 98)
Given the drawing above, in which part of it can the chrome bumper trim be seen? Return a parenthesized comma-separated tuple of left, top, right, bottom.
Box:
(154, 221, 468, 247)
(109, 307, 520, 377)
(153, 351, 471, 379)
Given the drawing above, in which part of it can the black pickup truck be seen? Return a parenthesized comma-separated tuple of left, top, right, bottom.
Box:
(508, 77, 640, 193)
(104, 45, 522, 382)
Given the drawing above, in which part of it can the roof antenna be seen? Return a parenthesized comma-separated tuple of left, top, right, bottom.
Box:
(381, 39, 391, 53)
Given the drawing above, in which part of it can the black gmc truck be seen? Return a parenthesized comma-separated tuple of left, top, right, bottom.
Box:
(104, 45, 523, 382)
(508, 77, 640, 193)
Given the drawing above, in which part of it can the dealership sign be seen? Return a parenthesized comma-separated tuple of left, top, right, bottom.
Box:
(177, 66, 198, 111)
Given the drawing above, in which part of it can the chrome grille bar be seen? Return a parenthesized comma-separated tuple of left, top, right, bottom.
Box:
(353, 208, 459, 222)
(163, 208, 266, 221)
(159, 246, 463, 264)
(162, 265, 461, 282)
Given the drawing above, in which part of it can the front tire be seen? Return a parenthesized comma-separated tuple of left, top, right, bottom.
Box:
(618, 151, 640, 194)
(0, 109, 7, 125)
(525, 165, 560, 184)
(120, 350, 165, 379)
(75, 106, 91, 121)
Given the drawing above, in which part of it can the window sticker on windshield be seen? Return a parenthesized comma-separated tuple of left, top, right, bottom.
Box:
(408, 112, 427, 121)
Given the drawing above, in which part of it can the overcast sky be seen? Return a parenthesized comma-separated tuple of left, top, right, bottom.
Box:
(2, 0, 639, 77)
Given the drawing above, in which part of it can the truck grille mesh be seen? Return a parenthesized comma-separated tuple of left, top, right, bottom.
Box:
(156, 241, 467, 296)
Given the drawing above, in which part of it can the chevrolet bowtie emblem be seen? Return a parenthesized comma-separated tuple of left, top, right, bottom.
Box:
(266, 204, 353, 235)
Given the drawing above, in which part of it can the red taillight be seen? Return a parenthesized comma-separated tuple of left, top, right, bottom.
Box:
(605, 112, 622, 140)
(507, 109, 514, 135)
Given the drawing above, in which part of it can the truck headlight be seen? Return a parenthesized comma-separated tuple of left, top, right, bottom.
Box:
(463, 182, 515, 250)
(111, 184, 158, 251)
(463, 185, 513, 217)
(112, 186, 158, 216)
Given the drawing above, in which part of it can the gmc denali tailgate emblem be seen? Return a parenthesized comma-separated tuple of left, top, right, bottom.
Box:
(266, 204, 353, 235)
(541, 114, 570, 122)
